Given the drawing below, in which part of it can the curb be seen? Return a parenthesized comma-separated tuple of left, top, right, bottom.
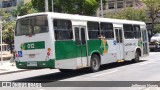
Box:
(0, 69, 31, 75)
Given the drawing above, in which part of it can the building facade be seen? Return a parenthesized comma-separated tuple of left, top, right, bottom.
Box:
(97, 0, 160, 38)
(97, 0, 143, 17)
(0, 0, 31, 8)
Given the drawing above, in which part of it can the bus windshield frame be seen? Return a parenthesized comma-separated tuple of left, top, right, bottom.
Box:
(15, 15, 49, 36)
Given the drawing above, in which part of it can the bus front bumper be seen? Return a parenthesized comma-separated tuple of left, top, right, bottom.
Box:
(16, 59, 55, 69)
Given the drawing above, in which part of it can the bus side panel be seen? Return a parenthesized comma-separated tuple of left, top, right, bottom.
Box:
(101, 40, 117, 64)
(124, 39, 138, 60)
(54, 40, 76, 69)
(55, 40, 76, 60)
(87, 40, 102, 55)
(87, 39, 117, 65)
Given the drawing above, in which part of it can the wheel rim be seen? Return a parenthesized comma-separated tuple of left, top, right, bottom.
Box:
(92, 58, 99, 70)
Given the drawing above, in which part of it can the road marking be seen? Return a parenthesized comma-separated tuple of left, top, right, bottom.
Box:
(92, 70, 118, 77)
(140, 61, 153, 65)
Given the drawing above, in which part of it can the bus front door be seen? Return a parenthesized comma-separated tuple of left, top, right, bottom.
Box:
(74, 26, 88, 68)
(115, 28, 124, 61)
(141, 30, 149, 55)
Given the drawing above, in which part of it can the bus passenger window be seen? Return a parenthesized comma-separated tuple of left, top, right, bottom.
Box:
(123, 24, 134, 39)
(100, 22, 114, 39)
(53, 19, 73, 40)
(87, 21, 100, 39)
(133, 25, 141, 38)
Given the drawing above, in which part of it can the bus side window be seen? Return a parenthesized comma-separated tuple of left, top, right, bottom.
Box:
(87, 21, 100, 39)
(53, 19, 73, 40)
(100, 22, 114, 39)
(133, 25, 141, 38)
(123, 24, 134, 39)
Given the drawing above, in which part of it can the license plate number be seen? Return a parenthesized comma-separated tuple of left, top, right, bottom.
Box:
(27, 62, 37, 66)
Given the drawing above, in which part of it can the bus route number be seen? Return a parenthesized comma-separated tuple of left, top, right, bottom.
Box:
(27, 43, 35, 49)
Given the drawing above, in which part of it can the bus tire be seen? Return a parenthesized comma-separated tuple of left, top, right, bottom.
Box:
(90, 54, 100, 72)
(132, 51, 140, 63)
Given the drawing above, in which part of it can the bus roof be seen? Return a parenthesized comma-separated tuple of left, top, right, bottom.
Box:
(17, 12, 146, 26)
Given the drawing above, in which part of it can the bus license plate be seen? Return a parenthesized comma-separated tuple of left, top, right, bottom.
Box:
(27, 62, 37, 66)
(29, 54, 35, 58)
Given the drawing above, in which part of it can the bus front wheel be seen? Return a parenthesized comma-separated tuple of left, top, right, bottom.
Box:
(90, 54, 100, 72)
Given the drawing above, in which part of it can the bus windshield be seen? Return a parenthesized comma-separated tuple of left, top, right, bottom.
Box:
(15, 15, 48, 36)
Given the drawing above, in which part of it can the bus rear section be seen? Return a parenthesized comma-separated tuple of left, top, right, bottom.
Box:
(15, 15, 55, 69)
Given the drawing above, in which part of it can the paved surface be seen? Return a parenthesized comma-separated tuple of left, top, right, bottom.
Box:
(0, 52, 160, 90)
(0, 51, 12, 60)
(0, 51, 27, 75)
(0, 60, 28, 75)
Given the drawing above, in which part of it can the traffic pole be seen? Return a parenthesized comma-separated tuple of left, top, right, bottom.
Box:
(100, 0, 103, 17)
(52, 0, 54, 12)
(45, 0, 49, 12)
(0, 17, 3, 65)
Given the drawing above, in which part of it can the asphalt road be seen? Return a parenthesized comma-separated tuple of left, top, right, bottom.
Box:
(0, 52, 160, 90)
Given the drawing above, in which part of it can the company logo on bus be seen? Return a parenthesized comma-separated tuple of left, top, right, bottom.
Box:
(100, 39, 108, 55)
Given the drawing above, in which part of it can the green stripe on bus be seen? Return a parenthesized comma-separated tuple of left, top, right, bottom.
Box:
(55, 40, 108, 60)
(20, 41, 45, 50)
(55, 40, 76, 60)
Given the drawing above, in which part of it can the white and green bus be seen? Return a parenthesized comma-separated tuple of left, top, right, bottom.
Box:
(14, 12, 149, 72)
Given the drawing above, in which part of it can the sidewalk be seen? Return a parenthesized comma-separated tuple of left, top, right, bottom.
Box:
(0, 51, 28, 75)
(0, 61, 29, 75)
(0, 51, 12, 60)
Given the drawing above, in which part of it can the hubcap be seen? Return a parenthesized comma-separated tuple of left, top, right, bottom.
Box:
(92, 58, 99, 70)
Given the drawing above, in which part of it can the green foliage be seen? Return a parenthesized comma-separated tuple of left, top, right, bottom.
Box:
(0, 9, 12, 30)
(141, 0, 160, 36)
(31, 0, 107, 15)
(105, 7, 147, 22)
(12, 1, 38, 16)
(141, 0, 160, 20)
(0, 9, 15, 53)
(154, 24, 160, 33)
(2, 21, 15, 44)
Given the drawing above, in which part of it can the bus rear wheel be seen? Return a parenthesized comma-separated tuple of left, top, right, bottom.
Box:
(90, 54, 100, 72)
(132, 51, 140, 63)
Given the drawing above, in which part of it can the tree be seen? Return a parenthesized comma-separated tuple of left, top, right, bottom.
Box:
(141, 0, 160, 37)
(0, 9, 15, 53)
(105, 7, 147, 22)
(12, 1, 38, 16)
(0, 9, 12, 30)
(2, 21, 15, 53)
(31, 0, 107, 16)
(154, 24, 160, 33)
